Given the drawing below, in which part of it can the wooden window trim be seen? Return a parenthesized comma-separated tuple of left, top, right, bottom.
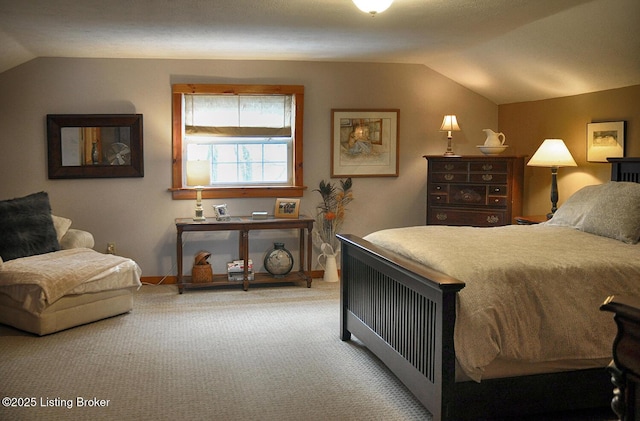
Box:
(170, 84, 306, 199)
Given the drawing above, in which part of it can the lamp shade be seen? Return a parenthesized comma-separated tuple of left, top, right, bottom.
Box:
(527, 139, 577, 167)
(352, 0, 394, 15)
(186, 160, 210, 186)
(439, 115, 461, 132)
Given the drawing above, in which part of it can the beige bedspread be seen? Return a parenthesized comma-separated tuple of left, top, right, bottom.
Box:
(0, 248, 141, 315)
(364, 224, 640, 382)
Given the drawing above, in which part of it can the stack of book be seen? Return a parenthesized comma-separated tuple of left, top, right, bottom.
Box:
(227, 259, 254, 281)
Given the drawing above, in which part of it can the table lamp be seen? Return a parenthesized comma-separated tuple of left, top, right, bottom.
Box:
(186, 160, 211, 221)
(439, 115, 461, 156)
(527, 139, 577, 219)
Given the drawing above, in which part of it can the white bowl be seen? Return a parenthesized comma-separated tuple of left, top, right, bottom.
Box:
(477, 145, 509, 155)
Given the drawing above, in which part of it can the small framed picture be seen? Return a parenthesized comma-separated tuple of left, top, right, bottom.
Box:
(587, 121, 625, 162)
(212, 204, 231, 221)
(274, 198, 300, 219)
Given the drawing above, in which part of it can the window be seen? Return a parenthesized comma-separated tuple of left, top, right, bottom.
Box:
(171, 84, 305, 199)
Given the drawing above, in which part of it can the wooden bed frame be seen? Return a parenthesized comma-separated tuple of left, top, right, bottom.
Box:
(338, 157, 640, 420)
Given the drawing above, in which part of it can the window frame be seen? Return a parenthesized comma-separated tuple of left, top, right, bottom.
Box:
(171, 84, 305, 199)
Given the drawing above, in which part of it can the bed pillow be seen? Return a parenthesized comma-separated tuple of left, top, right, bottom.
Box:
(545, 183, 604, 229)
(52, 215, 72, 242)
(581, 182, 640, 244)
(0, 192, 61, 261)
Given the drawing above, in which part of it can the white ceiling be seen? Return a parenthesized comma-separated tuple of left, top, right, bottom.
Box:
(0, 0, 638, 104)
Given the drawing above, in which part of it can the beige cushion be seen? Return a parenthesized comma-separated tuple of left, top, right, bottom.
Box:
(51, 215, 72, 242)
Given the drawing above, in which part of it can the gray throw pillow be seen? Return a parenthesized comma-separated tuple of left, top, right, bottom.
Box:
(545, 184, 604, 229)
(582, 182, 640, 244)
(0, 192, 61, 261)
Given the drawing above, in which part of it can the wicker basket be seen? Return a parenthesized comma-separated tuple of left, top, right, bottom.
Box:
(192, 263, 213, 283)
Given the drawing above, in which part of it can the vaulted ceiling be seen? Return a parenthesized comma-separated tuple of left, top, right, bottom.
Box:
(1, 0, 638, 104)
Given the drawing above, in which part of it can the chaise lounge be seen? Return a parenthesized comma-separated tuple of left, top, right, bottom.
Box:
(0, 192, 142, 335)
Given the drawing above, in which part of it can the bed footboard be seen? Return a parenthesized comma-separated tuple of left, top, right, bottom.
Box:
(338, 234, 464, 420)
(338, 233, 612, 420)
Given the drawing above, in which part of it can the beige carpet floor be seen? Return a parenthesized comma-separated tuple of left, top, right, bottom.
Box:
(0, 280, 618, 421)
(0, 281, 432, 421)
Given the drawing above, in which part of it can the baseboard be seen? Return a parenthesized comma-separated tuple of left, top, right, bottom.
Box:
(140, 270, 327, 285)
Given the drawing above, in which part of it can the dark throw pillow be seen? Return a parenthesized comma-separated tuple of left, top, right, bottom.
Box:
(0, 192, 61, 261)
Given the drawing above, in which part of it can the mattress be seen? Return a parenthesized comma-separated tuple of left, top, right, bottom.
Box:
(364, 224, 640, 382)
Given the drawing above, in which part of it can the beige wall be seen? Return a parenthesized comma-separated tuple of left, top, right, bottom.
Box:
(0, 58, 497, 277)
(499, 85, 640, 215)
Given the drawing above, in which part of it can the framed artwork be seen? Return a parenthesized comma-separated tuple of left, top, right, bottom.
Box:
(47, 114, 144, 178)
(274, 198, 300, 218)
(587, 121, 625, 162)
(331, 109, 399, 177)
(212, 204, 231, 221)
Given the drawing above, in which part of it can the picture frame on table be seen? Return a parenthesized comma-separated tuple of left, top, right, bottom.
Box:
(212, 204, 231, 221)
(274, 198, 300, 219)
(587, 121, 625, 162)
(331, 109, 399, 177)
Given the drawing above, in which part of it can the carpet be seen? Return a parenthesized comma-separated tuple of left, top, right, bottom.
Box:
(0, 281, 431, 421)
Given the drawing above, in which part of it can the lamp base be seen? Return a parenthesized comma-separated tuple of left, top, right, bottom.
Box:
(443, 135, 459, 157)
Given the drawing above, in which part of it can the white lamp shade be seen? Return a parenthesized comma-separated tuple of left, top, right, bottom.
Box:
(439, 115, 461, 132)
(352, 0, 394, 14)
(527, 139, 577, 167)
(186, 160, 210, 186)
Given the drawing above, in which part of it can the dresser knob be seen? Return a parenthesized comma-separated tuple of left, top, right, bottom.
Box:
(483, 164, 493, 171)
(486, 215, 500, 224)
(445, 174, 454, 181)
(445, 164, 454, 171)
(436, 213, 448, 221)
(494, 188, 500, 192)
(435, 186, 441, 190)
(482, 174, 493, 181)
(494, 199, 500, 203)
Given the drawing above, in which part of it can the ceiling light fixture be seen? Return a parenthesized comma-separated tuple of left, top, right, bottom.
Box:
(352, 0, 394, 16)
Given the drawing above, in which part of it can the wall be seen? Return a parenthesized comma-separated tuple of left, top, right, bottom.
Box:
(0, 58, 497, 278)
(499, 85, 640, 215)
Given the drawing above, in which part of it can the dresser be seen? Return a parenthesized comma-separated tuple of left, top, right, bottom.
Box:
(423, 155, 525, 226)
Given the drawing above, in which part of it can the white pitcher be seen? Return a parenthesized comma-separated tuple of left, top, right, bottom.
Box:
(318, 243, 339, 282)
(482, 129, 506, 146)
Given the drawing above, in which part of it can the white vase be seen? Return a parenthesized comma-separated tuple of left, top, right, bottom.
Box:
(318, 243, 339, 282)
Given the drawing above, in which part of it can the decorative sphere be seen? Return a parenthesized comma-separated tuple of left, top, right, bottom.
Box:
(264, 242, 294, 276)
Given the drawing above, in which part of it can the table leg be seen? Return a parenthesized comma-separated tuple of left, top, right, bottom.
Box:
(241, 230, 249, 291)
(177, 230, 184, 294)
(306, 226, 312, 287)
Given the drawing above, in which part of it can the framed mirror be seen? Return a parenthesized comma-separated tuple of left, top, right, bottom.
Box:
(47, 114, 144, 179)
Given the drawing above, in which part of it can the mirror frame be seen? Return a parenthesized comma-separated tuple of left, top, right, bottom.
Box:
(47, 114, 144, 179)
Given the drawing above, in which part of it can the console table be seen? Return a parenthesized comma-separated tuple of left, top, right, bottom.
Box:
(175, 216, 314, 293)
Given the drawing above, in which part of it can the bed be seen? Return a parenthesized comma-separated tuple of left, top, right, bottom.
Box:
(338, 157, 640, 420)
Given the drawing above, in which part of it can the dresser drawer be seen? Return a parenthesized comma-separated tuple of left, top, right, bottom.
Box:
(450, 185, 486, 205)
(430, 172, 468, 183)
(470, 161, 508, 173)
(469, 173, 508, 183)
(488, 185, 507, 195)
(428, 208, 506, 227)
(429, 184, 450, 194)
(430, 161, 468, 172)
